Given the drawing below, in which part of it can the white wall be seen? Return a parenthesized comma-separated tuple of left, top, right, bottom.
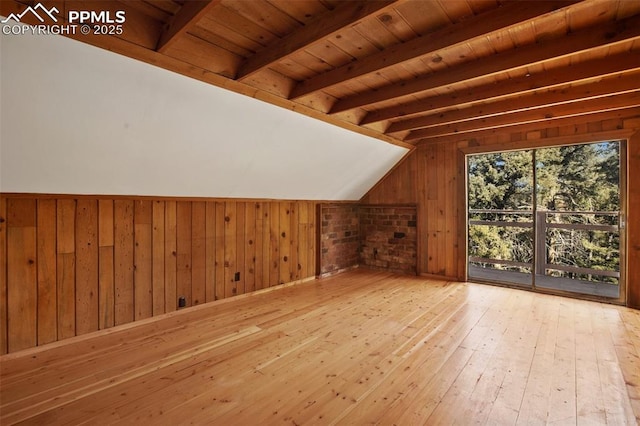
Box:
(0, 22, 407, 200)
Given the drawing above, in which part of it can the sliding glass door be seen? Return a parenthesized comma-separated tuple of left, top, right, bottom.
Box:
(467, 141, 624, 300)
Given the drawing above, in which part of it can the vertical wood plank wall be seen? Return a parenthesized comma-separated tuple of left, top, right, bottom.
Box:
(0, 195, 317, 354)
(361, 115, 640, 308)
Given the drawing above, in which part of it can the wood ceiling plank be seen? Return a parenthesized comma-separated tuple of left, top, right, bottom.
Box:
(394, 0, 452, 35)
(200, 4, 279, 47)
(266, 0, 331, 25)
(387, 72, 640, 133)
(188, 26, 254, 58)
(362, 49, 640, 125)
(352, 13, 401, 50)
(145, 0, 183, 16)
(235, 1, 396, 81)
(196, 14, 264, 53)
(304, 40, 354, 68)
(417, 108, 640, 145)
(405, 91, 640, 141)
(328, 27, 380, 62)
(331, 13, 640, 113)
(163, 33, 243, 79)
(566, 0, 618, 32)
(374, 8, 418, 42)
(290, 1, 577, 100)
(288, 51, 334, 74)
(127, 1, 174, 23)
(156, 0, 222, 53)
(223, 0, 301, 38)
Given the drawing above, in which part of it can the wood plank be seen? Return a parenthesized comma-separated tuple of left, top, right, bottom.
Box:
(152, 201, 165, 315)
(235, 203, 246, 295)
(0, 196, 7, 354)
(134, 201, 152, 320)
(245, 202, 256, 294)
(1, 271, 639, 422)
(405, 91, 640, 140)
(308, 202, 317, 277)
(224, 202, 237, 298)
(6, 198, 37, 352)
(205, 201, 216, 303)
(269, 203, 279, 287)
(290, 203, 300, 281)
(388, 72, 640, 133)
(628, 130, 640, 308)
(98, 200, 114, 329)
(254, 203, 265, 291)
(114, 200, 134, 326)
(164, 33, 243, 79)
(298, 202, 309, 280)
(279, 203, 291, 285)
(291, 1, 575, 99)
(56, 199, 76, 340)
(215, 202, 226, 301)
(75, 199, 99, 335)
(444, 144, 456, 277)
(191, 202, 206, 305)
(156, 0, 223, 53)
(363, 50, 640, 125)
(419, 108, 640, 146)
(331, 14, 640, 113)
(237, 0, 396, 80)
(176, 202, 192, 307)
(164, 201, 178, 312)
(36, 199, 57, 345)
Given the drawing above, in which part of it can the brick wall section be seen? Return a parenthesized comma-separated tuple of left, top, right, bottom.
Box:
(320, 204, 360, 275)
(359, 205, 417, 274)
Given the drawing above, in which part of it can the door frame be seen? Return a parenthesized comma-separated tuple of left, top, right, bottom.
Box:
(461, 132, 629, 305)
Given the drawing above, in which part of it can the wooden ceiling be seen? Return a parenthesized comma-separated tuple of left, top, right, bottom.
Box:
(3, 0, 640, 149)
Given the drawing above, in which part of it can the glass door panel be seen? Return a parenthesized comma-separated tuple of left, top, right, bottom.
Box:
(467, 141, 623, 300)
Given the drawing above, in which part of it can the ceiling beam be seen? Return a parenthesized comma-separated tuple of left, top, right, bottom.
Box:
(156, 0, 222, 53)
(387, 72, 640, 134)
(417, 108, 640, 146)
(405, 91, 640, 141)
(330, 13, 640, 114)
(361, 50, 640, 125)
(289, 0, 577, 100)
(235, 1, 397, 81)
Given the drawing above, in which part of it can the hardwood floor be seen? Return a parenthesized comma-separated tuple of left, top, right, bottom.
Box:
(1, 269, 639, 425)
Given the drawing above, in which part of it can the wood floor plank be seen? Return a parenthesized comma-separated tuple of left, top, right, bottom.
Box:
(1, 270, 639, 425)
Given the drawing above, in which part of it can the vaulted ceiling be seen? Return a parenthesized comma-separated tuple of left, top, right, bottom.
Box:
(3, 0, 640, 148)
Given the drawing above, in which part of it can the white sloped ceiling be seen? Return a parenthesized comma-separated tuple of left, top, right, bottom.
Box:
(0, 22, 408, 200)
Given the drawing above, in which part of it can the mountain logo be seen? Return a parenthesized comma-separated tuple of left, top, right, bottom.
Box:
(1, 3, 59, 24)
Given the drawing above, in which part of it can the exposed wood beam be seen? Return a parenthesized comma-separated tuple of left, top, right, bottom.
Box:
(387, 72, 640, 134)
(417, 108, 640, 146)
(361, 50, 640, 125)
(405, 91, 640, 141)
(289, 0, 577, 100)
(235, 1, 397, 81)
(156, 0, 222, 53)
(330, 13, 640, 114)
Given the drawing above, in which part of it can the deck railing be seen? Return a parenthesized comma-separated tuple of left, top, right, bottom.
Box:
(469, 209, 620, 281)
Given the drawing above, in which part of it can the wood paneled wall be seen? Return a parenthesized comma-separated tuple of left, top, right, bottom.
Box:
(363, 142, 462, 279)
(0, 195, 317, 354)
(362, 113, 640, 308)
